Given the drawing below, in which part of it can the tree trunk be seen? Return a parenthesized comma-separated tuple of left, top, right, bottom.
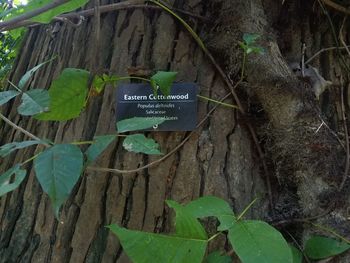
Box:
(0, 0, 349, 262)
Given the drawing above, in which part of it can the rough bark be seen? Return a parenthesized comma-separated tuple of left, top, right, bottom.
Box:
(209, 0, 350, 261)
(0, 0, 349, 262)
(0, 1, 267, 262)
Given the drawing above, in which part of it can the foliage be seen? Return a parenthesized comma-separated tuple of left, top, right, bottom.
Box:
(239, 33, 265, 55)
(0, 140, 42, 157)
(150, 71, 177, 96)
(109, 197, 293, 263)
(2, 0, 89, 24)
(0, 62, 176, 216)
(0, 31, 18, 82)
(34, 144, 84, 217)
(204, 251, 231, 263)
(304, 235, 350, 259)
(123, 134, 162, 155)
(34, 68, 90, 120)
(0, 164, 26, 196)
(116, 117, 165, 133)
(85, 135, 117, 164)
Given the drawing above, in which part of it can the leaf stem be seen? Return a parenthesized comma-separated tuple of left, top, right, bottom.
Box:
(21, 153, 40, 166)
(70, 141, 95, 145)
(237, 197, 258, 221)
(207, 231, 223, 242)
(70, 135, 126, 145)
(116, 76, 151, 82)
(240, 51, 247, 80)
(309, 222, 350, 244)
(197, 95, 239, 109)
(8, 80, 22, 93)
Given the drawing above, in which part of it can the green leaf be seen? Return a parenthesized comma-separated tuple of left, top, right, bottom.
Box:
(290, 245, 302, 263)
(166, 200, 208, 240)
(85, 135, 117, 164)
(108, 224, 207, 263)
(18, 57, 56, 89)
(35, 68, 89, 121)
(17, 89, 50, 116)
(0, 90, 19, 105)
(33, 144, 83, 217)
(0, 140, 42, 157)
(228, 220, 292, 263)
(204, 251, 231, 263)
(0, 165, 26, 196)
(150, 71, 177, 96)
(116, 117, 165, 133)
(4, 0, 88, 25)
(123, 134, 162, 155)
(243, 33, 260, 45)
(304, 236, 350, 259)
(31, 0, 89, 24)
(184, 196, 236, 231)
(251, 46, 265, 55)
(92, 74, 119, 93)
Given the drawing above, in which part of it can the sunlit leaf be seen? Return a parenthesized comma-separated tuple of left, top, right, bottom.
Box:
(35, 68, 89, 121)
(4, 0, 88, 24)
(123, 134, 162, 155)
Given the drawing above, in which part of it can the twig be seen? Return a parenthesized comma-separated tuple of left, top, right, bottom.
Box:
(339, 17, 350, 58)
(0, 0, 71, 31)
(310, 222, 350, 244)
(321, 0, 350, 15)
(301, 43, 306, 77)
(272, 204, 334, 227)
(317, 115, 345, 150)
(92, 0, 100, 72)
(0, 113, 49, 146)
(338, 82, 349, 191)
(338, 17, 350, 191)
(306, 45, 350, 65)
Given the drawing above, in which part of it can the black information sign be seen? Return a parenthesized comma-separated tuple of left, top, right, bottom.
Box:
(116, 83, 198, 131)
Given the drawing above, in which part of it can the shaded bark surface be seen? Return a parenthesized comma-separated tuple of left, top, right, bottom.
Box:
(0, 0, 349, 262)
